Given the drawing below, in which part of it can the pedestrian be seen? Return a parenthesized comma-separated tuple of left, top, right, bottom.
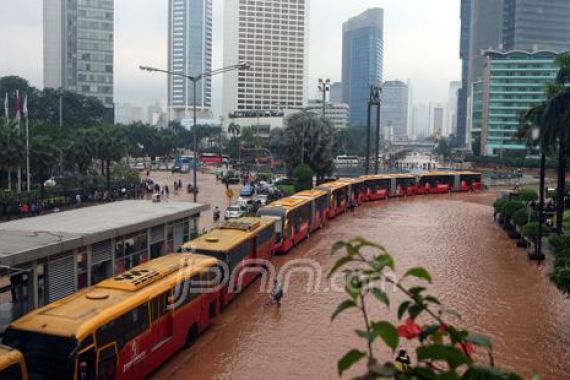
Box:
(76, 193, 82, 206)
(165, 185, 170, 198)
(178, 178, 182, 189)
(146, 169, 150, 177)
(174, 181, 178, 193)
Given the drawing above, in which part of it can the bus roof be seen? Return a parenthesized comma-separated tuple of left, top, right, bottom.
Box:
(421, 171, 458, 176)
(386, 173, 415, 179)
(361, 174, 392, 180)
(182, 217, 274, 253)
(8, 254, 218, 341)
(316, 181, 349, 191)
(457, 171, 481, 175)
(265, 196, 311, 209)
(292, 189, 328, 199)
(338, 177, 365, 184)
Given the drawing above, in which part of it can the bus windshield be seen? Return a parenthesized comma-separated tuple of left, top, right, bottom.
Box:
(3, 329, 77, 380)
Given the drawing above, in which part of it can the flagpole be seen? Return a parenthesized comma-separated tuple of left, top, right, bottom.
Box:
(26, 116, 30, 192)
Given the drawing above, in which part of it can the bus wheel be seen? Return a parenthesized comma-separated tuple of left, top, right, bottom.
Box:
(185, 324, 199, 348)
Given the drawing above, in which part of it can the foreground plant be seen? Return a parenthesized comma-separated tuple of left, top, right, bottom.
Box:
(330, 238, 523, 379)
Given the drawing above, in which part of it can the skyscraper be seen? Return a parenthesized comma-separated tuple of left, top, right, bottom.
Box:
(222, 0, 309, 120)
(503, 0, 570, 51)
(448, 81, 461, 137)
(456, 0, 472, 147)
(429, 103, 447, 138)
(168, 0, 213, 121)
(330, 82, 343, 104)
(44, 0, 114, 109)
(341, 8, 384, 127)
(380, 81, 408, 139)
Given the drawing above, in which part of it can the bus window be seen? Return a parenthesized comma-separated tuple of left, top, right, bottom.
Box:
(96, 303, 149, 349)
(97, 345, 117, 380)
(78, 348, 96, 380)
(150, 291, 170, 322)
(0, 363, 24, 380)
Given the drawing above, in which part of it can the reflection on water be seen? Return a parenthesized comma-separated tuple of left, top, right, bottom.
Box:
(152, 191, 570, 380)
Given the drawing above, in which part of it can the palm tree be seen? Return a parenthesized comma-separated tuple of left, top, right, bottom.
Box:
(94, 125, 128, 191)
(228, 122, 241, 138)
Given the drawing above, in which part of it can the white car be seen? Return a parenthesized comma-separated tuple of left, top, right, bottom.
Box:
(225, 204, 248, 220)
(135, 162, 146, 171)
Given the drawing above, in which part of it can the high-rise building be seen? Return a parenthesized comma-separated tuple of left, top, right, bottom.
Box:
(380, 81, 408, 139)
(447, 81, 461, 137)
(411, 103, 429, 139)
(341, 8, 384, 127)
(306, 100, 350, 129)
(503, 0, 570, 52)
(44, 0, 114, 110)
(429, 103, 447, 138)
(330, 82, 343, 104)
(168, 0, 213, 121)
(222, 0, 309, 123)
(456, 0, 472, 147)
(479, 50, 558, 156)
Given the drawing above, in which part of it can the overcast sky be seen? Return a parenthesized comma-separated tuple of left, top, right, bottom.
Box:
(0, 0, 461, 116)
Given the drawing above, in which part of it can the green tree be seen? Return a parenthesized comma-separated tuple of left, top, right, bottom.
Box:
(280, 112, 336, 180)
(435, 137, 451, 159)
(335, 125, 367, 156)
(64, 128, 98, 175)
(292, 164, 314, 192)
(228, 122, 241, 138)
(29, 134, 59, 199)
(94, 125, 128, 191)
(0, 121, 25, 188)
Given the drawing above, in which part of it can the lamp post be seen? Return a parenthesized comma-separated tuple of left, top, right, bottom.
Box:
(531, 127, 546, 261)
(317, 78, 330, 118)
(140, 62, 250, 202)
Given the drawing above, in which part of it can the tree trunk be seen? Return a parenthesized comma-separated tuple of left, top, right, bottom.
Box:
(556, 140, 567, 234)
(101, 160, 105, 176)
(106, 160, 111, 192)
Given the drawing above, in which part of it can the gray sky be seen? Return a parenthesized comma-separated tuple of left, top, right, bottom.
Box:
(0, 0, 461, 116)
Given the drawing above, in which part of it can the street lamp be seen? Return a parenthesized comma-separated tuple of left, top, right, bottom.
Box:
(531, 126, 546, 262)
(140, 62, 250, 202)
(317, 78, 330, 118)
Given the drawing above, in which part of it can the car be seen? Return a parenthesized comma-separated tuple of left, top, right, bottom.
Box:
(222, 175, 241, 185)
(225, 204, 248, 220)
(239, 185, 255, 198)
(135, 162, 146, 171)
(171, 164, 182, 173)
(255, 194, 269, 206)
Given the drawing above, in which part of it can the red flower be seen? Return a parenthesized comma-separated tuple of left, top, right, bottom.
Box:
(455, 342, 475, 358)
(397, 318, 422, 340)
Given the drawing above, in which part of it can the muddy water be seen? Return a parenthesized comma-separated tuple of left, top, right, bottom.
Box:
(151, 185, 570, 380)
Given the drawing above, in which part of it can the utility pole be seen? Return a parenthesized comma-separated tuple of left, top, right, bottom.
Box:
(317, 78, 330, 119)
(59, 95, 63, 176)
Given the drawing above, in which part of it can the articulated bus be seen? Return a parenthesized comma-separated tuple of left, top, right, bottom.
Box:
(182, 217, 275, 305)
(316, 181, 350, 218)
(0, 345, 27, 380)
(338, 178, 368, 205)
(362, 175, 392, 201)
(3, 254, 221, 380)
(257, 197, 312, 254)
(417, 171, 456, 194)
(458, 171, 483, 191)
(388, 174, 417, 197)
(292, 189, 329, 232)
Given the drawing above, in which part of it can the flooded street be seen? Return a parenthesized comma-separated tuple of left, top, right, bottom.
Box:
(150, 171, 570, 380)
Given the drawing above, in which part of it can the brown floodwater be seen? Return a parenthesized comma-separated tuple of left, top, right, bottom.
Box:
(150, 175, 570, 380)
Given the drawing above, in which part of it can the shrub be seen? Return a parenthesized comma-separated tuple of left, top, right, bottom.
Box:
(511, 189, 538, 202)
(501, 201, 525, 220)
(511, 208, 537, 228)
(292, 164, 314, 192)
(550, 265, 570, 295)
(493, 198, 509, 214)
(277, 185, 296, 197)
(548, 234, 570, 253)
(521, 222, 549, 241)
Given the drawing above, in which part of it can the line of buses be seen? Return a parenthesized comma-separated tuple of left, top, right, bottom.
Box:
(0, 170, 482, 380)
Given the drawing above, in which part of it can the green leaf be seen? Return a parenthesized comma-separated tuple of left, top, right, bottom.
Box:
(408, 303, 424, 320)
(337, 349, 366, 376)
(403, 267, 432, 283)
(409, 286, 426, 296)
(425, 295, 441, 305)
(417, 344, 471, 369)
(373, 253, 395, 270)
(331, 241, 349, 254)
(355, 329, 375, 342)
(441, 308, 462, 320)
(371, 321, 399, 352)
(328, 255, 354, 278)
(397, 301, 411, 320)
(345, 274, 361, 301)
(466, 334, 493, 349)
(371, 287, 390, 307)
(331, 299, 357, 321)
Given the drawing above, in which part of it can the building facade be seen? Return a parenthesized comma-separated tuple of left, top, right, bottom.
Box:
(503, 0, 570, 52)
(168, 0, 213, 121)
(306, 100, 350, 129)
(222, 0, 309, 124)
(0, 201, 206, 325)
(429, 103, 447, 138)
(330, 82, 343, 104)
(341, 8, 384, 127)
(380, 81, 408, 139)
(44, 0, 114, 109)
(456, 0, 472, 147)
(448, 81, 461, 138)
(479, 50, 558, 156)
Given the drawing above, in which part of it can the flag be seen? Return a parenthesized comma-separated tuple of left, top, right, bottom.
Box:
(3, 93, 7, 120)
(14, 90, 20, 122)
(23, 95, 28, 120)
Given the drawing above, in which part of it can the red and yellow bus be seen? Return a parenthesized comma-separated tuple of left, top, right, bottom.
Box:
(458, 171, 483, 191)
(338, 178, 368, 204)
(0, 345, 27, 380)
(416, 171, 455, 194)
(362, 175, 392, 201)
(257, 197, 312, 254)
(316, 181, 350, 218)
(3, 254, 220, 380)
(389, 174, 417, 197)
(182, 217, 275, 306)
(292, 189, 329, 232)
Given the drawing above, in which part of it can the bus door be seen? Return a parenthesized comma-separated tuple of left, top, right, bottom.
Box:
(96, 344, 118, 380)
(453, 174, 461, 192)
(309, 199, 318, 231)
(390, 178, 397, 197)
(150, 291, 172, 349)
(77, 345, 96, 380)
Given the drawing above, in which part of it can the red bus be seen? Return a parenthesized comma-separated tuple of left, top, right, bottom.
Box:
(182, 217, 275, 306)
(417, 171, 455, 194)
(3, 254, 221, 380)
(338, 178, 369, 204)
(257, 197, 312, 254)
(388, 174, 417, 197)
(292, 189, 329, 232)
(199, 153, 224, 165)
(316, 181, 350, 218)
(459, 171, 483, 191)
(362, 175, 392, 201)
